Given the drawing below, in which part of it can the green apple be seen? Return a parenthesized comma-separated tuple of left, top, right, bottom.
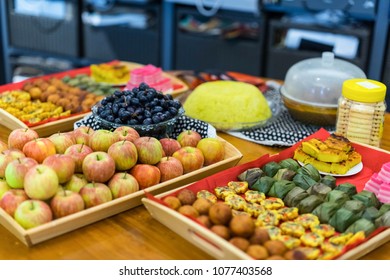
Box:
(24, 164, 59, 200)
(177, 130, 202, 147)
(88, 129, 118, 152)
(14, 199, 53, 229)
(196, 137, 225, 166)
(133, 136, 163, 165)
(64, 173, 88, 193)
(80, 182, 112, 208)
(108, 172, 139, 199)
(5, 157, 38, 189)
(107, 140, 138, 171)
(0, 177, 10, 199)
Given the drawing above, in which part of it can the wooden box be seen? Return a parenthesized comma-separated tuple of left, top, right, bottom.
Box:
(142, 129, 390, 260)
(0, 138, 242, 246)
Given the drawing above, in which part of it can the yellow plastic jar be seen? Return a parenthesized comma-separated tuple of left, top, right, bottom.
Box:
(336, 79, 387, 147)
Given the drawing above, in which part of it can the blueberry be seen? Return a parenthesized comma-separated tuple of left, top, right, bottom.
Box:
(168, 107, 178, 116)
(106, 115, 115, 122)
(143, 118, 152, 125)
(112, 103, 120, 115)
(151, 106, 163, 114)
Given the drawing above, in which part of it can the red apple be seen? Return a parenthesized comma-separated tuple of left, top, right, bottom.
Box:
(82, 151, 115, 183)
(0, 140, 7, 153)
(0, 189, 28, 216)
(177, 130, 202, 147)
(73, 126, 95, 145)
(79, 182, 112, 208)
(2, 148, 26, 159)
(88, 129, 118, 152)
(133, 136, 163, 165)
(107, 140, 138, 171)
(0, 149, 25, 177)
(50, 189, 85, 218)
(0, 152, 13, 178)
(130, 164, 161, 189)
(159, 138, 181, 156)
(49, 132, 76, 154)
(156, 156, 184, 182)
(113, 126, 140, 142)
(64, 143, 93, 173)
(108, 172, 139, 199)
(0, 177, 11, 199)
(24, 164, 59, 200)
(42, 154, 75, 184)
(196, 137, 225, 166)
(5, 157, 38, 189)
(64, 173, 88, 193)
(22, 138, 56, 163)
(7, 128, 39, 151)
(172, 146, 204, 174)
(14, 199, 53, 229)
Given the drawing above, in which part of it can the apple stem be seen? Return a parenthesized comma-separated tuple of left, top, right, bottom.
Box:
(122, 140, 126, 145)
(79, 143, 84, 152)
(29, 201, 35, 211)
(122, 172, 128, 179)
(17, 158, 22, 164)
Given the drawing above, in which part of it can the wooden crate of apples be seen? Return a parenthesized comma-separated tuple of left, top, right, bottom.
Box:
(0, 125, 233, 239)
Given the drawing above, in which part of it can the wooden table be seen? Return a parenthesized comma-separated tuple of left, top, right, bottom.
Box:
(0, 115, 389, 260)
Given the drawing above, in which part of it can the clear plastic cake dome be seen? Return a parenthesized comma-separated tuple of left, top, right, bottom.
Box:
(279, 52, 367, 126)
(281, 52, 367, 108)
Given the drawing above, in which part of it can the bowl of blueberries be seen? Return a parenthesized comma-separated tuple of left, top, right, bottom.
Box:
(92, 83, 184, 138)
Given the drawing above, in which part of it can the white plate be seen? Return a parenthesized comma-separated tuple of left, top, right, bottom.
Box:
(298, 161, 363, 177)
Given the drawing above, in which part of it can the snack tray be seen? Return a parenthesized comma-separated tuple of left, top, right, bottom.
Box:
(0, 137, 242, 247)
(0, 61, 189, 137)
(142, 129, 390, 260)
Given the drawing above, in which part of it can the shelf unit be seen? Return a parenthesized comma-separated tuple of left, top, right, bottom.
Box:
(0, 0, 390, 90)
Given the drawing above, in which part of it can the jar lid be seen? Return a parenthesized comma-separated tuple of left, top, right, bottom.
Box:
(342, 79, 387, 103)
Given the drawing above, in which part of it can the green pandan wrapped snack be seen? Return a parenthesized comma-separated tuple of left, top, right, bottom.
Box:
(335, 183, 358, 197)
(273, 168, 296, 181)
(362, 206, 380, 223)
(352, 190, 381, 208)
(293, 174, 317, 191)
(312, 202, 339, 224)
(267, 180, 296, 199)
(346, 218, 376, 237)
(238, 167, 264, 187)
(283, 186, 309, 207)
(343, 200, 366, 215)
(297, 195, 323, 214)
(375, 211, 390, 227)
(329, 207, 361, 232)
(251, 176, 276, 195)
(378, 204, 390, 216)
(320, 175, 337, 189)
(262, 161, 282, 177)
(308, 183, 333, 201)
(325, 190, 350, 208)
(279, 158, 300, 172)
(297, 163, 321, 182)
